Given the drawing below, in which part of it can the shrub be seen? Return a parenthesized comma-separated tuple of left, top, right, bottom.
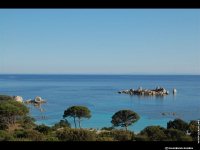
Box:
(13, 129, 28, 138)
(18, 116, 36, 129)
(140, 126, 167, 141)
(96, 136, 114, 141)
(25, 130, 45, 141)
(0, 95, 13, 101)
(34, 124, 52, 135)
(188, 120, 198, 141)
(167, 119, 189, 132)
(0, 130, 14, 141)
(179, 135, 193, 141)
(164, 128, 186, 141)
(56, 128, 96, 141)
(134, 135, 149, 141)
(52, 119, 71, 130)
(101, 126, 114, 131)
(13, 129, 45, 141)
(97, 129, 134, 141)
(110, 130, 135, 141)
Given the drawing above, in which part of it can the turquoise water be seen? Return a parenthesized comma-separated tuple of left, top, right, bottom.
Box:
(0, 75, 199, 132)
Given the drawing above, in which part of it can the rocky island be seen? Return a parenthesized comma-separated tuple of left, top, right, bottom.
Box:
(118, 86, 170, 96)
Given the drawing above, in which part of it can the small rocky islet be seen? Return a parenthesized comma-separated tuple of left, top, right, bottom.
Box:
(118, 86, 177, 96)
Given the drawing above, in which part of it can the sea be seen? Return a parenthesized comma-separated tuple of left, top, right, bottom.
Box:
(0, 75, 199, 133)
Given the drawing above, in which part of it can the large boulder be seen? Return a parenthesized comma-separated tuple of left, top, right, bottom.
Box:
(13, 96, 23, 103)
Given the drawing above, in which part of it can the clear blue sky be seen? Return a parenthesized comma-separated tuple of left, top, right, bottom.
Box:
(0, 9, 200, 74)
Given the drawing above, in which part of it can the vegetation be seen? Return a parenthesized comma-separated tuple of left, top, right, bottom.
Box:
(188, 120, 198, 141)
(165, 128, 192, 141)
(56, 128, 96, 141)
(139, 126, 167, 141)
(52, 119, 71, 129)
(111, 110, 140, 131)
(34, 124, 52, 135)
(0, 95, 13, 101)
(0, 95, 198, 141)
(63, 106, 91, 128)
(167, 119, 189, 132)
(0, 100, 29, 130)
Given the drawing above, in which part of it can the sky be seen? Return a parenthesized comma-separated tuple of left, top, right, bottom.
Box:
(0, 9, 200, 75)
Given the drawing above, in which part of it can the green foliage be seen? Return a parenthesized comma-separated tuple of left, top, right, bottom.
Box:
(25, 130, 45, 141)
(96, 131, 113, 139)
(101, 126, 114, 131)
(179, 135, 193, 141)
(164, 128, 187, 141)
(56, 128, 96, 141)
(111, 110, 140, 130)
(63, 106, 91, 128)
(13, 129, 45, 141)
(0, 95, 13, 101)
(52, 119, 71, 129)
(167, 119, 189, 132)
(0, 100, 29, 129)
(140, 126, 167, 141)
(188, 120, 198, 141)
(134, 135, 149, 141)
(0, 130, 14, 141)
(34, 124, 52, 135)
(97, 129, 134, 141)
(13, 129, 28, 138)
(18, 116, 36, 129)
(110, 129, 134, 141)
(45, 136, 59, 141)
(96, 136, 114, 141)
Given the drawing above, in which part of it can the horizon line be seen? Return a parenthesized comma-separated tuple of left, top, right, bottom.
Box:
(0, 73, 199, 76)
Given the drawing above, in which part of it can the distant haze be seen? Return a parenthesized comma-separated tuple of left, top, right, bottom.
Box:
(0, 9, 200, 75)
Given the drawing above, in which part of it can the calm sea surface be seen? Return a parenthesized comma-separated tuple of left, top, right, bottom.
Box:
(0, 75, 199, 132)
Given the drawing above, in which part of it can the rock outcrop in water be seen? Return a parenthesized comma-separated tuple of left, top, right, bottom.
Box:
(118, 86, 169, 96)
(24, 96, 46, 105)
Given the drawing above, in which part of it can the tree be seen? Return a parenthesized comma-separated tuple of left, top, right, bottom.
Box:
(167, 119, 189, 132)
(63, 106, 91, 128)
(0, 100, 29, 130)
(111, 110, 140, 131)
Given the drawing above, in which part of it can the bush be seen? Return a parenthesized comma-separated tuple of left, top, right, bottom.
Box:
(0, 95, 13, 101)
(164, 128, 187, 141)
(134, 135, 149, 141)
(101, 126, 114, 131)
(13, 129, 28, 138)
(0, 130, 14, 141)
(45, 135, 59, 141)
(13, 129, 44, 141)
(34, 124, 52, 135)
(52, 119, 71, 130)
(56, 128, 96, 141)
(96, 136, 114, 141)
(140, 126, 167, 141)
(179, 135, 193, 141)
(167, 119, 189, 132)
(188, 120, 198, 141)
(18, 116, 36, 129)
(110, 130, 135, 141)
(25, 130, 45, 141)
